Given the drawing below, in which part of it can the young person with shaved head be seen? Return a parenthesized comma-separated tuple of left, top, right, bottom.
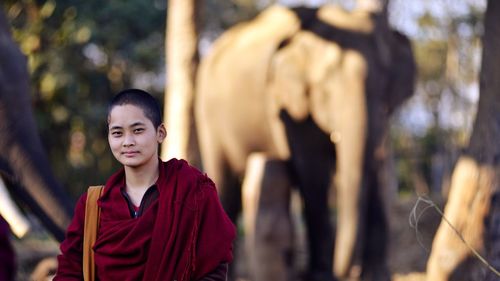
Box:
(55, 89, 235, 281)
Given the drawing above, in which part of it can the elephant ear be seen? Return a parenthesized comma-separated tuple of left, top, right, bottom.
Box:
(368, 14, 416, 114)
(385, 31, 416, 115)
(267, 34, 309, 122)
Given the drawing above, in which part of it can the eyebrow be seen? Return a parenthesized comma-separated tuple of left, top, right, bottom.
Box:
(109, 125, 122, 131)
(109, 122, 146, 131)
(130, 122, 146, 128)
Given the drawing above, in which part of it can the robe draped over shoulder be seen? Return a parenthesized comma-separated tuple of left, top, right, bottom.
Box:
(55, 159, 235, 281)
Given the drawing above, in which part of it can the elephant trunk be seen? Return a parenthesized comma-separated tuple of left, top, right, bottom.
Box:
(0, 96, 74, 242)
(0, 11, 73, 242)
(0, 87, 74, 242)
(334, 166, 364, 279)
(332, 130, 366, 279)
(6, 141, 74, 241)
(327, 52, 368, 278)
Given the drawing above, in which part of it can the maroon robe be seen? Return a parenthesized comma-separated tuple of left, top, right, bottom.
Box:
(55, 159, 235, 280)
(0, 216, 15, 281)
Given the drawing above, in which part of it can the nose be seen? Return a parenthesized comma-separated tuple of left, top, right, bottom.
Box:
(123, 133, 135, 147)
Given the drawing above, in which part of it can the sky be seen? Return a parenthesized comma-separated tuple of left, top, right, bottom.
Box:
(270, 0, 487, 38)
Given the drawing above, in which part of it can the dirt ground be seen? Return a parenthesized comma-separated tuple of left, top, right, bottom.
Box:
(12, 194, 442, 281)
(387, 195, 443, 281)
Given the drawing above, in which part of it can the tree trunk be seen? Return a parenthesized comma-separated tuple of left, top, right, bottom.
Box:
(426, 1, 500, 280)
(161, 0, 199, 162)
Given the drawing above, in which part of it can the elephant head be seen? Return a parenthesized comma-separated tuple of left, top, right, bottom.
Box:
(0, 10, 73, 242)
(195, 4, 415, 281)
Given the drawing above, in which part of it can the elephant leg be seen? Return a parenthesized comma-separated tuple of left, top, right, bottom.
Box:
(196, 122, 241, 281)
(281, 119, 335, 281)
(242, 153, 293, 281)
(360, 131, 391, 281)
(218, 171, 242, 224)
(297, 167, 335, 281)
(206, 158, 241, 228)
(195, 116, 241, 222)
(360, 156, 390, 281)
(221, 172, 242, 281)
(204, 159, 241, 281)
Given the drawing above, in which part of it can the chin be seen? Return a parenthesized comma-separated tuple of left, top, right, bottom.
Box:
(118, 158, 144, 168)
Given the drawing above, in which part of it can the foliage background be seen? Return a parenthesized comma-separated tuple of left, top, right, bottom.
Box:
(3, 0, 167, 198)
(1, 0, 486, 202)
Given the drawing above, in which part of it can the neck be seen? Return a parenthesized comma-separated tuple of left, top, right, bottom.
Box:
(124, 157, 160, 190)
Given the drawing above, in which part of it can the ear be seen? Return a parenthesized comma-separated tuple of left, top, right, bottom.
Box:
(385, 31, 416, 115)
(157, 124, 167, 143)
(269, 36, 309, 122)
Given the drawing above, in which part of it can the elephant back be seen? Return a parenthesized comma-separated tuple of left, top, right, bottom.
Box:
(196, 5, 301, 104)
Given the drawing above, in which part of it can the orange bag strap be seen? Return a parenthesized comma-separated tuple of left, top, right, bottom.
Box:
(83, 185, 103, 281)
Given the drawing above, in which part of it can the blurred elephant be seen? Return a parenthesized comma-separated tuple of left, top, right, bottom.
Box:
(0, 9, 73, 242)
(195, 5, 415, 281)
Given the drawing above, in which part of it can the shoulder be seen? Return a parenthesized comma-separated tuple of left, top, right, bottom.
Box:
(167, 158, 202, 174)
(75, 191, 88, 210)
(166, 158, 215, 187)
(71, 190, 91, 220)
(164, 158, 218, 199)
(74, 185, 103, 211)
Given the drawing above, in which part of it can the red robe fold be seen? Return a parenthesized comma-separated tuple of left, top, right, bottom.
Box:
(55, 159, 235, 281)
(0, 216, 15, 281)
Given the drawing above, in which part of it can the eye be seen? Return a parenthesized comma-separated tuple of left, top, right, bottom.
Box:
(110, 131, 122, 137)
(134, 128, 144, 134)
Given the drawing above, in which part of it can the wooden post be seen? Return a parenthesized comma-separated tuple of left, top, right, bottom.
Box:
(162, 0, 199, 162)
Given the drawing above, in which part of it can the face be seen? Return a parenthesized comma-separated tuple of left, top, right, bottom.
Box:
(108, 104, 166, 170)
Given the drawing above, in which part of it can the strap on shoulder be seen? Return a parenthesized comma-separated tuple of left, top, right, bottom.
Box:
(83, 185, 103, 281)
